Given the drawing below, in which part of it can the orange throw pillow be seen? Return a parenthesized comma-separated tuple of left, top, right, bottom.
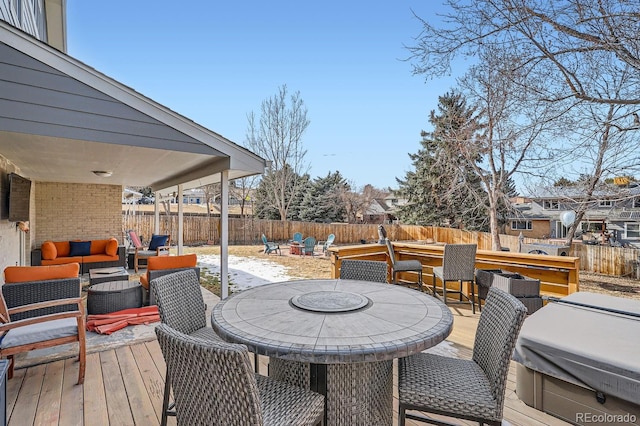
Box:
(41, 241, 57, 260)
(105, 238, 118, 256)
(4, 263, 80, 283)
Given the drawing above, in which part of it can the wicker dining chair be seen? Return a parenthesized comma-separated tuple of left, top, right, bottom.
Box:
(155, 323, 325, 426)
(385, 238, 423, 290)
(397, 287, 527, 426)
(432, 243, 477, 313)
(151, 269, 224, 426)
(339, 259, 388, 283)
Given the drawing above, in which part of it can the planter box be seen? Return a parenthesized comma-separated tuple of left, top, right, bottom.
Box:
(518, 296, 543, 314)
(475, 269, 540, 298)
(492, 272, 540, 298)
(475, 269, 504, 299)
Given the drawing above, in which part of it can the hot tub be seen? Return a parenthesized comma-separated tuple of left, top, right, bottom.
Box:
(514, 292, 640, 425)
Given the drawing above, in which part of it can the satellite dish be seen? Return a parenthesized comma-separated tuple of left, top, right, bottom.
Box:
(560, 211, 576, 227)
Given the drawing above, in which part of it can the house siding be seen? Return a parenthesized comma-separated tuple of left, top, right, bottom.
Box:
(504, 219, 550, 239)
(34, 181, 122, 247)
(0, 43, 219, 155)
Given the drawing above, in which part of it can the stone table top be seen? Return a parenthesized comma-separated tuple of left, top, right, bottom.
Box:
(211, 279, 453, 364)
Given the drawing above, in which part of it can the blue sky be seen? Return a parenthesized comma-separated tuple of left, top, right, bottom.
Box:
(67, 1, 458, 190)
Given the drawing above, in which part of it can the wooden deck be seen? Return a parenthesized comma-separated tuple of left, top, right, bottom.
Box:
(5, 305, 570, 426)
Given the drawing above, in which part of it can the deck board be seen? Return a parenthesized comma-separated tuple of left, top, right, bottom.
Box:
(5, 306, 571, 426)
(83, 352, 109, 425)
(60, 358, 84, 426)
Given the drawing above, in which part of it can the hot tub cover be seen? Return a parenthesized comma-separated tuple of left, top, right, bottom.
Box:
(513, 292, 640, 405)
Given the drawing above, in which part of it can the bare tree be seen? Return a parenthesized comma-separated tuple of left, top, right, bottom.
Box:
(340, 183, 387, 224)
(229, 176, 258, 218)
(409, 0, 640, 109)
(245, 85, 310, 221)
(409, 0, 640, 248)
(200, 184, 219, 216)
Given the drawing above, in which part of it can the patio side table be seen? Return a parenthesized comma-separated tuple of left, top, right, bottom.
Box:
(89, 266, 129, 286)
(87, 280, 143, 315)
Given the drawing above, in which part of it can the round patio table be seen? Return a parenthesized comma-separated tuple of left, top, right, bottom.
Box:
(211, 279, 453, 425)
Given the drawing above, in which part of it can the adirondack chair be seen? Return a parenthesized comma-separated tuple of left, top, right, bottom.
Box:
(319, 233, 335, 254)
(290, 232, 303, 244)
(261, 234, 281, 255)
(301, 237, 316, 256)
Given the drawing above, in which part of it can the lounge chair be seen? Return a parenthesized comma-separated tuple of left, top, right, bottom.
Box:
(261, 234, 281, 255)
(290, 232, 303, 244)
(0, 263, 86, 384)
(319, 233, 335, 254)
(301, 237, 316, 256)
(127, 230, 171, 272)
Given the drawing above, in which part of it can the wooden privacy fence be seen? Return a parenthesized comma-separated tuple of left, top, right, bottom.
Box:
(122, 214, 639, 276)
(328, 242, 580, 299)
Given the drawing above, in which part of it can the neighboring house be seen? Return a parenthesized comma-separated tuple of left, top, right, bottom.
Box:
(360, 198, 392, 224)
(359, 191, 409, 224)
(0, 0, 266, 292)
(505, 185, 640, 248)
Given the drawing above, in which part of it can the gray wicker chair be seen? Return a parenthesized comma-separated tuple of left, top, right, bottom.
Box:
(432, 243, 477, 313)
(339, 259, 388, 283)
(385, 238, 423, 290)
(398, 287, 527, 426)
(151, 269, 223, 426)
(155, 323, 325, 426)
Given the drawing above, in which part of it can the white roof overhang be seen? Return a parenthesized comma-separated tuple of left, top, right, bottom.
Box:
(0, 21, 266, 192)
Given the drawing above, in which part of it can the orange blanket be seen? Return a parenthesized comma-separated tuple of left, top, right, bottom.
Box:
(86, 306, 160, 335)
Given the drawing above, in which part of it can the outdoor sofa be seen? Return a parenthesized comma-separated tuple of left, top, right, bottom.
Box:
(31, 238, 125, 274)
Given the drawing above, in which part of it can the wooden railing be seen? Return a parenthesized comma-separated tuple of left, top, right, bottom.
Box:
(328, 242, 580, 299)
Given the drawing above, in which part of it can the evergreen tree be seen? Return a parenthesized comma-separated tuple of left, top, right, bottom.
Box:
(286, 174, 311, 221)
(396, 91, 489, 230)
(299, 172, 349, 223)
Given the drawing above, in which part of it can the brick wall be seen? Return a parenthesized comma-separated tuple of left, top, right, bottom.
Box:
(504, 219, 551, 239)
(34, 182, 123, 247)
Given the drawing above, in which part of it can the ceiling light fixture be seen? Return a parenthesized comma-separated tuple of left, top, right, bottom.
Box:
(92, 170, 113, 178)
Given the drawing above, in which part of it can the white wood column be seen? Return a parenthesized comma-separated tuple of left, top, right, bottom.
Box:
(154, 192, 160, 234)
(220, 170, 229, 299)
(178, 184, 184, 255)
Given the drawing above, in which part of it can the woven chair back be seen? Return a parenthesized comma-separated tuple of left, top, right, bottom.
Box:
(441, 244, 477, 281)
(473, 287, 527, 409)
(339, 260, 388, 283)
(155, 324, 263, 425)
(151, 269, 207, 335)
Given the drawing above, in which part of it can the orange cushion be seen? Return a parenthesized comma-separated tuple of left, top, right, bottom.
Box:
(90, 239, 108, 255)
(41, 241, 57, 260)
(4, 263, 80, 283)
(147, 254, 197, 271)
(105, 238, 118, 256)
(41, 257, 83, 266)
(140, 275, 149, 289)
(84, 254, 118, 262)
(53, 241, 70, 257)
